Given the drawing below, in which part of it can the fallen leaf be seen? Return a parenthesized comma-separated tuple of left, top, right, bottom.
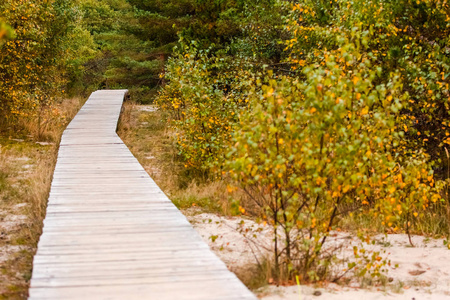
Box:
(408, 270, 426, 276)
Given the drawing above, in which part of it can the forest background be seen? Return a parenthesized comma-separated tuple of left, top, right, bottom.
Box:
(1, 0, 450, 293)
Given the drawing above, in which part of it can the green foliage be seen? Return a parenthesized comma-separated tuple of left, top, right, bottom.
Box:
(135, 0, 284, 103)
(0, 21, 15, 44)
(72, 0, 143, 96)
(157, 0, 286, 172)
(129, 0, 279, 48)
(74, 0, 249, 102)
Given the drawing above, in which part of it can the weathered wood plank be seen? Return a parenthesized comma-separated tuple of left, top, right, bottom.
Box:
(29, 280, 257, 300)
(28, 90, 256, 300)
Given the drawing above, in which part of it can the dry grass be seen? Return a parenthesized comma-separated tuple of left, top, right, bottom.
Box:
(117, 102, 177, 185)
(233, 259, 286, 291)
(0, 97, 85, 300)
(0, 143, 54, 299)
(20, 98, 84, 142)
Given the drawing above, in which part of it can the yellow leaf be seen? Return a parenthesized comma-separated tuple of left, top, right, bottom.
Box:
(361, 106, 369, 115)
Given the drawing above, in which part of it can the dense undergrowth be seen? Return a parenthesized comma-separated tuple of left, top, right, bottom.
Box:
(157, 0, 450, 283)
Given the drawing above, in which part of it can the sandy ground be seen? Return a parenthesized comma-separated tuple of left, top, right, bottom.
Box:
(0, 209, 28, 264)
(137, 105, 158, 112)
(185, 211, 450, 300)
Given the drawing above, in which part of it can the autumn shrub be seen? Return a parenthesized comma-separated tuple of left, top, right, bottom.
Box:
(226, 34, 442, 280)
(156, 0, 447, 284)
(286, 0, 450, 176)
(284, 0, 450, 240)
(0, 0, 93, 135)
(157, 42, 259, 175)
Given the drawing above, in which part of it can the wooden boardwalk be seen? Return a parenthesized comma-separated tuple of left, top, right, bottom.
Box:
(28, 90, 257, 300)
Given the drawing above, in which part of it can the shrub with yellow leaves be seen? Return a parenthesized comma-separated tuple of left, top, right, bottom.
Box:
(227, 40, 441, 281)
(157, 42, 257, 175)
(0, 0, 85, 136)
(286, 0, 450, 177)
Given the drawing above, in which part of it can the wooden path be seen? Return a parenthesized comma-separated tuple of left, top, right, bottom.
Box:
(28, 90, 257, 300)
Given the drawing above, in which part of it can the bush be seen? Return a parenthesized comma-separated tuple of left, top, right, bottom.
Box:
(157, 43, 257, 174)
(226, 39, 441, 280)
(286, 0, 450, 176)
(0, 0, 92, 136)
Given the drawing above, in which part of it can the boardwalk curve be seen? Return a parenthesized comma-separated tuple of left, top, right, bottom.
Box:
(29, 90, 257, 300)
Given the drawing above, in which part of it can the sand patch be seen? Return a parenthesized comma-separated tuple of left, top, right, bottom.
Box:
(137, 105, 158, 112)
(187, 211, 450, 299)
(0, 245, 26, 265)
(0, 214, 27, 233)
